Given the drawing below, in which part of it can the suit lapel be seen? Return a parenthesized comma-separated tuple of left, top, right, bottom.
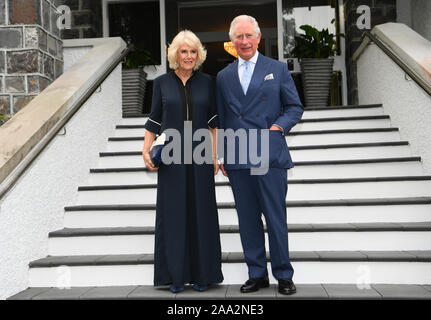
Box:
(224, 60, 245, 114)
(243, 54, 268, 107)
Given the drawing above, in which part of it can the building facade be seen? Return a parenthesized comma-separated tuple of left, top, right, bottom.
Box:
(1, 0, 430, 121)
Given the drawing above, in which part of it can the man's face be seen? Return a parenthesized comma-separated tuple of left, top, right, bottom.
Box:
(232, 20, 261, 61)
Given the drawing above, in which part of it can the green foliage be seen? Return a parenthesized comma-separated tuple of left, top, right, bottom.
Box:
(123, 44, 158, 69)
(292, 25, 338, 59)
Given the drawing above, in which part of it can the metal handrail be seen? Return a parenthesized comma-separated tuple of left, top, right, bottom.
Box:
(0, 45, 132, 200)
(362, 31, 431, 97)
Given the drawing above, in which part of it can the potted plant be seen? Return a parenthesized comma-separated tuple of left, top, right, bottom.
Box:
(292, 25, 338, 108)
(122, 44, 157, 117)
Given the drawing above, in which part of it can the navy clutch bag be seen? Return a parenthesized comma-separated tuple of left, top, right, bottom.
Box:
(150, 133, 166, 168)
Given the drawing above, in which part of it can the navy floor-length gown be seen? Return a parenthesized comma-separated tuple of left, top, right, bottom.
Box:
(144, 71, 224, 287)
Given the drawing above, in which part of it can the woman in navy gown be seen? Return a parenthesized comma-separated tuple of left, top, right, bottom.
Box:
(142, 30, 223, 293)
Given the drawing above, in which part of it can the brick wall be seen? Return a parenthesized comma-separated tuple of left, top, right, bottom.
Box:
(344, 0, 397, 104)
(0, 0, 63, 122)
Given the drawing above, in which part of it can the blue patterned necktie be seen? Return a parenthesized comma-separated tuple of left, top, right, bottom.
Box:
(241, 60, 252, 95)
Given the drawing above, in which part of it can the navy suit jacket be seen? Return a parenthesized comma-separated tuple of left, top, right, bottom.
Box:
(216, 53, 304, 170)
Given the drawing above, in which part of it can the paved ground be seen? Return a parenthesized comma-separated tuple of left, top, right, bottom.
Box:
(8, 284, 431, 300)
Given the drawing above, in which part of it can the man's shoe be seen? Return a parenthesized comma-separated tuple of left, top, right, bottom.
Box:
(240, 276, 270, 293)
(278, 279, 296, 295)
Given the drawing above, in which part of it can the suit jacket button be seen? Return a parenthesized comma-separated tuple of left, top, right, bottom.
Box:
(239, 114, 242, 119)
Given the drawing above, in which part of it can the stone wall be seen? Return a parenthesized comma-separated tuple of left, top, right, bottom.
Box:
(59, 0, 103, 39)
(344, 0, 397, 105)
(0, 0, 63, 122)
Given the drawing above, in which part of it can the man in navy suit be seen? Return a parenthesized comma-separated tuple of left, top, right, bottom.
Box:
(216, 15, 304, 295)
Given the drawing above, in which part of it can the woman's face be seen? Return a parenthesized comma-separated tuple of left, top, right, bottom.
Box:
(176, 43, 197, 72)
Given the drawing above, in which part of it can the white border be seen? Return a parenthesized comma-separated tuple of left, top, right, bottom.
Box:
(102, 0, 166, 80)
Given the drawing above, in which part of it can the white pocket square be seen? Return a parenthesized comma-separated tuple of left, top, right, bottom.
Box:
(264, 73, 274, 81)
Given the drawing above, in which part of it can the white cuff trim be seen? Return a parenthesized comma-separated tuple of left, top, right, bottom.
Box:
(148, 118, 161, 126)
(208, 114, 218, 124)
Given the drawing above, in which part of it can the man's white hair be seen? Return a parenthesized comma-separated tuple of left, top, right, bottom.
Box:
(229, 15, 261, 40)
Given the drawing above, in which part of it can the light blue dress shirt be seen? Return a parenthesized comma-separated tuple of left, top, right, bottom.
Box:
(238, 50, 259, 83)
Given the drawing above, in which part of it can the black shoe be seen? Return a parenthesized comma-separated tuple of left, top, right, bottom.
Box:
(240, 276, 270, 293)
(278, 279, 296, 295)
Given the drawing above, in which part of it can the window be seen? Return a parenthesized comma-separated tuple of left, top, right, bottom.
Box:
(282, 0, 339, 58)
(108, 1, 161, 64)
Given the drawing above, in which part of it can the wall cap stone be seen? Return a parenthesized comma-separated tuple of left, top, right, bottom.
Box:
(0, 37, 127, 185)
(353, 23, 431, 86)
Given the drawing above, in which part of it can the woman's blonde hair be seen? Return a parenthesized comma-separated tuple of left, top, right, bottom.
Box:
(167, 30, 207, 71)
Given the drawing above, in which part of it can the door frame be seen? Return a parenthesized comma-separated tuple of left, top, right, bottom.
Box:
(277, 0, 347, 105)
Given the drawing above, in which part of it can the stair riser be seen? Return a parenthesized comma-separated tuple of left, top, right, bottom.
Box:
(89, 157, 418, 185)
(94, 161, 424, 180)
(113, 119, 392, 137)
(97, 148, 416, 169)
(28, 261, 431, 287)
(48, 232, 431, 256)
(117, 108, 385, 126)
(291, 145, 413, 161)
(291, 119, 391, 131)
(119, 118, 148, 126)
(286, 132, 400, 146)
(64, 205, 431, 228)
(302, 107, 384, 119)
(76, 181, 431, 205)
(105, 132, 401, 152)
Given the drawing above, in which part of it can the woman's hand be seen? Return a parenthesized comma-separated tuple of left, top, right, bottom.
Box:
(142, 149, 158, 171)
(219, 163, 228, 177)
(213, 157, 219, 175)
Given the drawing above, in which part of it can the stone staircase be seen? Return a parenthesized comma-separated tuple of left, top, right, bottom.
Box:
(8, 104, 431, 300)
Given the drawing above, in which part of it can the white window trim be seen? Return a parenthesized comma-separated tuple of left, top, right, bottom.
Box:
(102, 0, 167, 80)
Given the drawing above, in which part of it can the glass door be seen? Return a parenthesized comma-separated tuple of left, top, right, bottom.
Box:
(176, 0, 278, 77)
(103, 0, 167, 80)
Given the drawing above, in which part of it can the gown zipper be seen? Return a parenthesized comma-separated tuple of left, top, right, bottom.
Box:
(184, 84, 189, 121)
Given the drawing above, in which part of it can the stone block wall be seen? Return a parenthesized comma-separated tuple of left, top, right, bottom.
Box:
(59, 0, 103, 39)
(0, 0, 63, 122)
(344, 0, 397, 104)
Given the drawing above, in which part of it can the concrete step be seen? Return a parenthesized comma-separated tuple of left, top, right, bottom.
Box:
(89, 158, 422, 185)
(119, 117, 148, 126)
(289, 142, 413, 161)
(105, 128, 402, 152)
(116, 105, 385, 126)
(93, 142, 415, 184)
(93, 158, 424, 181)
(47, 223, 431, 256)
(8, 283, 431, 300)
(76, 177, 431, 205)
(301, 104, 384, 119)
(27, 250, 431, 287)
(292, 115, 392, 131)
(63, 198, 431, 228)
(113, 116, 393, 137)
